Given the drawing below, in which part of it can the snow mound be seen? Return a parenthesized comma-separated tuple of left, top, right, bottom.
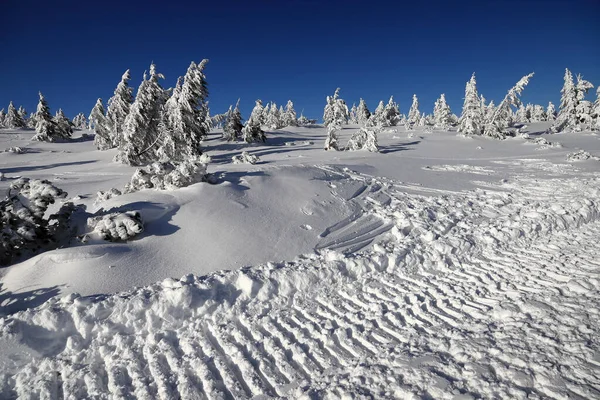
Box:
(124, 158, 209, 193)
(232, 151, 260, 164)
(3, 147, 25, 154)
(566, 149, 600, 161)
(530, 137, 562, 149)
(95, 188, 122, 204)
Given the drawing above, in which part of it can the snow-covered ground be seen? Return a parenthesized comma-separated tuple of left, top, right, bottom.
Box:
(1, 124, 600, 398)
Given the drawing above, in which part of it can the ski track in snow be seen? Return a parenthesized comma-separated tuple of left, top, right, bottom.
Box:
(2, 167, 600, 399)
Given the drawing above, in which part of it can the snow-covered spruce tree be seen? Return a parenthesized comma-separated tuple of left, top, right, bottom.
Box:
(260, 102, 271, 126)
(322, 88, 349, 127)
(433, 93, 452, 129)
(0, 109, 5, 128)
(552, 68, 578, 132)
(369, 100, 385, 127)
(383, 96, 400, 126)
(349, 103, 358, 124)
(457, 73, 483, 135)
(5, 101, 25, 128)
(356, 98, 371, 126)
(242, 100, 266, 143)
(515, 104, 527, 123)
(17, 106, 27, 120)
(32, 92, 63, 142)
(54, 109, 74, 138)
(324, 121, 340, 150)
(283, 100, 298, 127)
(483, 72, 534, 139)
(546, 102, 557, 122)
(89, 98, 112, 150)
(106, 69, 133, 148)
(169, 59, 210, 158)
(223, 99, 244, 141)
(72, 112, 87, 129)
(116, 63, 167, 165)
(266, 102, 281, 129)
(593, 87, 600, 131)
(532, 105, 547, 122)
(574, 74, 594, 129)
(525, 104, 533, 122)
(407, 94, 420, 127)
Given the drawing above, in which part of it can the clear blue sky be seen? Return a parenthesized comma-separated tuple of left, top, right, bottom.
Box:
(1, 0, 598, 121)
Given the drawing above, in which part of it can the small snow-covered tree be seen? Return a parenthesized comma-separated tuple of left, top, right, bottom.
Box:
(433, 93, 453, 130)
(574, 74, 594, 129)
(283, 100, 298, 127)
(407, 94, 420, 127)
(223, 99, 243, 141)
(346, 127, 379, 152)
(17, 106, 27, 120)
(592, 87, 600, 131)
(72, 112, 87, 129)
(117, 63, 167, 165)
(266, 102, 281, 129)
(323, 88, 349, 127)
(54, 109, 73, 138)
(546, 102, 556, 122)
(369, 100, 385, 127)
(261, 102, 271, 125)
(0, 109, 5, 128)
(324, 121, 340, 151)
(90, 99, 112, 150)
(458, 73, 483, 135)
(483, 72, 534, 138)
(515, 104, 527, 123)
(552, 68, 578, 132)
(5, 101, 25, 128)
(525, 104, 533, 122)
(106, 69, 133, 148)
(242, 100, 266, 143)
(32, 92, 64, 142)
(531, 105, 546, 122)
(356, 98, 371, 126)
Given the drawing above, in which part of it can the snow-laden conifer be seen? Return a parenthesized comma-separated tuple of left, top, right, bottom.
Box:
(283, 100, 298, 127)
(546, 102, 556, 122)
(106, 69, 133, 148)
(483, 72, 534, 138)
(322, 88, 349, 127)
(72, 112, 87, 129)
(117, 64, 167, 165)
(266, 102, 281, 129)
(574, 74, 594, 129)
(383, 96, 400, 126)
(531, 105, 547, 122)
(242, 100, 266, 143)
(90, 99, 112, 150)
(433, 94, 452, 130)
(17, 106, 27, 120)
(552, 68, 578, 132)
(324, 121, 340, 151)
(356, 98, 371, 126)
(515, 104, 527, 123)
(407, 94, 420, 127)
(223, 99, 244, 141)
(32, 92, 65, 142)
(592, 88, 600, 131)
(458, 73, 483, 135)
(5, 101, 25, 128)
(369, 100, 385, 127)
(346, 127, 379, 152)
(0, 109, 5, 128)
(349, 103, 358, 124)
(54, 109, 73, 138)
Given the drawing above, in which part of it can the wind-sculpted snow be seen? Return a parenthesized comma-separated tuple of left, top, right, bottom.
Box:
(1, 169, 599, 399)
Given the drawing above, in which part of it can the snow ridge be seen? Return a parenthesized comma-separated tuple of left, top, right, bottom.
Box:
(1, 170, 600, 398)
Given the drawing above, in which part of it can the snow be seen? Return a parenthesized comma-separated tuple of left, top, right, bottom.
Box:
(1, 123, 600, 398)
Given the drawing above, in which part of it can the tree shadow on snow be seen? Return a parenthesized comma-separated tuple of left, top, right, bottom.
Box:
(0, 282, 64, 316)
(0, 160, 98, 175)
(210, 170, 268, 191)
(379, 140, 421, 154)
(101, 201, 181, 238)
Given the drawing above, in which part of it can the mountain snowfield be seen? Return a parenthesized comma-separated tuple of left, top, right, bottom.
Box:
(1, 123, 600, 398)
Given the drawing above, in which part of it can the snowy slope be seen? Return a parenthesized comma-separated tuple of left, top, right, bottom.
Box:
(1, 124, 600, 398)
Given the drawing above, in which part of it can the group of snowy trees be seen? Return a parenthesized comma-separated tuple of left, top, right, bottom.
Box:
(552, 68, 599, 133)
(0, 102, 27, 129)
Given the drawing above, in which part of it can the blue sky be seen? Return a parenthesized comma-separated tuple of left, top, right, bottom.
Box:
(1, 0, 598, 121)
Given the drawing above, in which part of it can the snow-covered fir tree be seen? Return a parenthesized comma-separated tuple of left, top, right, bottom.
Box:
(0, 109, 5, 128)
(433, 94, 452, 129)
(17, 106, 27, 121)
(383, 96, 400, 126)
(552, 68, 578, 132)
(162, 59, 210, 160)
(407, 94, 420, 127)
(356, 98, 371, 126)
(546, 102, 556, 122)
(322, 88, 349, 127)
(346, 127, 378, 152)
(458, 73, 483, 135)
(89, 99, 112, 150)
(53, 109, 73, 138)
(525, 104, 533, 122)
(266, 102, 281, 129)
(261, 102, 271, 125)
(72, 112, 87, 129)
(223, 99, 243, 141)
(369, 100, 385, 127)
(324, 121, 340, 151)
(5, 101, 25, 128)
(117, 63, 168, 165)
(574, 74, 594, 128)
(32, 92, 65, 142)
(283, 100, 298, 127)
(515, 104, 527, 123)
(349, 103, 358, 124)
(593, 88, 600, 131)
(106, 69, 133, 148)
(483, 72, 534, 138)
(242, 100, 266, 143)
(531, 105, 547, 122)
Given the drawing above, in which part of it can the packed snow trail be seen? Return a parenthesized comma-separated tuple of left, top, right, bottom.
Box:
(1, 169, 600, 399)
